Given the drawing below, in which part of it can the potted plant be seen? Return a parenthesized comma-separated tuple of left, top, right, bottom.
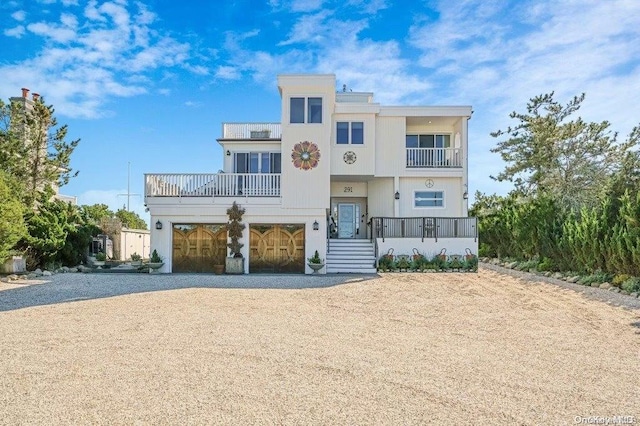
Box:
(225, 202, 245, 274)
(93, 252, 106, 267)
(307, 250, 325, 274)
(148, 249, 164, 273)
(377, 253, 395, 272)
(130, 252, 142, 267)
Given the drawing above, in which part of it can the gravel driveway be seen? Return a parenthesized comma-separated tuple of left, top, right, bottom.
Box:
(1, 269, 639, 425)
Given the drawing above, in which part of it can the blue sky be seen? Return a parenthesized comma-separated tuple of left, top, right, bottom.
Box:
(2, 0, 639, 224)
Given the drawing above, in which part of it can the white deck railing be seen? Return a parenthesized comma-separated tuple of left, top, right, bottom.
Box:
(145, 173, 281, 197)
(222, 123, 282, 139)
(406, 148, 463, 168)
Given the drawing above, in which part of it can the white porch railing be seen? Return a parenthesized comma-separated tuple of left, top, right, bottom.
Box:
(406, 148, 463, 168)
(145, 173, 281, 197)
(222, 123, 282, 139)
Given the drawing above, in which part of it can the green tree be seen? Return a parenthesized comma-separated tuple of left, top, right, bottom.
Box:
(0, 171, 27, 263)
(490, 93, 638, 207)
(115, 209, 148, 230)
(1, 97, 80, 205)
(80, 203, 114, 225)
(20, 190, 74, 268)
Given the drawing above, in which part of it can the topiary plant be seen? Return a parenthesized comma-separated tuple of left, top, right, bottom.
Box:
(226, 202, 246, 258)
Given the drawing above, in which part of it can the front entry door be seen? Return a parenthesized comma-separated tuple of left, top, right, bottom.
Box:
(338, 203, 356, 238)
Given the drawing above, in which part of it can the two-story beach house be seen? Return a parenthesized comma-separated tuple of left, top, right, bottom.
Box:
(145, 74, 477, 274)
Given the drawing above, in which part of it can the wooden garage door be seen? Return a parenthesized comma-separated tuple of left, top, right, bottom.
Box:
(172, 224, 227, 273)
(249, 224, 305, 273)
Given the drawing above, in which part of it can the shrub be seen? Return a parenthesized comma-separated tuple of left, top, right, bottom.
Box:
(150, 249, 163, 263)
(130, 252, 141, 261)
(378, 254, 395, 271)
(621, 277, 640, 293)
(537, 257, 557, 272)
(95, 252, 106, 261)
(612, 274, 631, 287)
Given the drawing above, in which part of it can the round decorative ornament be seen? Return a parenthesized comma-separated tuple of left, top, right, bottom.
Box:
(343, 151, 357, 164)
(291, 141, 321, 170)
(425, 179, 434, 188)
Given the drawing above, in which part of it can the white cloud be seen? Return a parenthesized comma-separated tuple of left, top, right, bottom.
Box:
(290, 0, 324, 12)
(27, 22, 77, 43)
(11, 10, 26, 21)
(0, 2, 202, 119)
(62, 0, 79, 5)
(214, 65, 239, 80)
(4, 26, 25, 38)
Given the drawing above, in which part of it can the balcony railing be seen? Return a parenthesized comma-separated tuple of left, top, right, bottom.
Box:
(406, 148, 462, 168)
(222, 123, 282, 139)
(370, 217, 477, 242)
(145, 173, 281, 197)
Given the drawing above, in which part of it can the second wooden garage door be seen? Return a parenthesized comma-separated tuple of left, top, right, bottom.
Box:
(249, 224, 305, 273)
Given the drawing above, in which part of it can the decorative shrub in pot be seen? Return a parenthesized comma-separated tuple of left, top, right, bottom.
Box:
(226, 202, 245, 274)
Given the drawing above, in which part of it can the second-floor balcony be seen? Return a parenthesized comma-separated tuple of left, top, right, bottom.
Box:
(406, 147, 463, 168)
(145, 173, 281, 198)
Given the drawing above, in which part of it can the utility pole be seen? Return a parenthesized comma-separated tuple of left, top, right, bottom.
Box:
(118, 162, 140, 211)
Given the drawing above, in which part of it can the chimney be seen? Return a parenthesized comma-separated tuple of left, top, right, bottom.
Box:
(32, 93, 40, 101)
(21, 88, 29, 98)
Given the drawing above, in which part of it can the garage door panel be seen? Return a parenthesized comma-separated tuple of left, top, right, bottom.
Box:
(250, 224, 305, 273)
(172, 224, 227, 273)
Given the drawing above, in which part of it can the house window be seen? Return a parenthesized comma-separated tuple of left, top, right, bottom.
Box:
(234, 152, 281, 173)
(290, 98, 305, 123)
(406, 134, 451, 148)
(308, 97, 322, 123)
(290, 97, 322, 124)
(414, 191, 444, 207)
(336, 121, 364, 144)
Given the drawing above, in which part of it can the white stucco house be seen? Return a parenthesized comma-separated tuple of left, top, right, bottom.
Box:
(145, 74, 477, 274)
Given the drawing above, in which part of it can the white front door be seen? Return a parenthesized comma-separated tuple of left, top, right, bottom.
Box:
(338, 203, 356, 238)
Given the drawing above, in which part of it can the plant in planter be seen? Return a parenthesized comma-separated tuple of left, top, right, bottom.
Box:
(432, 253, 447, 272)
(396, 255, 411, 272)
(411, 248, 426, 271)
(378, 249, 395, 272)
(448, 254, 464, 271)
(130, 252, 142, 267)
(226, 202, 246, 274)
(307, 250, 325, 273)
(463, 248, 478, 272)
(148, 249, 164, 273)
(94, 252, 107, 267)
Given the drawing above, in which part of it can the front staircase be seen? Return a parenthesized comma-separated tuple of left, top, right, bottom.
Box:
(326, 239, 377, 274)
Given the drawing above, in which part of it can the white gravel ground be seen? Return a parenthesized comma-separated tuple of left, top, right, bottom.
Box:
(1, 269, 639, 425)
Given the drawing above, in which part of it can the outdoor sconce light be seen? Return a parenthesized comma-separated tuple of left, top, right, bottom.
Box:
(463, 192, 469, 200)
(226, 150, 231, 156)
(394, 191, 400, 200)
(155, 220, 163, 230)
(313, 220, 319, 231)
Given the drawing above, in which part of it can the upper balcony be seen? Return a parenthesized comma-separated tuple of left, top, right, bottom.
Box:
(145, 173, 281, 198)
(406, 148, 463, 168)
(221, 123, 282, 140)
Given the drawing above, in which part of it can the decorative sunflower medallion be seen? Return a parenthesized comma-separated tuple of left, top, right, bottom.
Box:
(291, 141, 321, 170)
(343, 151, 357, 164)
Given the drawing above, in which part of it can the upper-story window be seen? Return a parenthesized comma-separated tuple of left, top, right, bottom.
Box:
(290, 97, 322, 124)
(337, 122, 364, 144)
(234, 152, 281, 173)
(406, 134, 451, 148)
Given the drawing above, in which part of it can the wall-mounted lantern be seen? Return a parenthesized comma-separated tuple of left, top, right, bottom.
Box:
(463, 192, 469, 200)
(155, 220, 163, 230)
(313, 220, 319, 231)
(226, 150, 231, 156)
(394, 191, 400, 200)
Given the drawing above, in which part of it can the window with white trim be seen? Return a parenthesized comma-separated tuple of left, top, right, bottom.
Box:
(290, 97, 322, 124)
(337, 121, 364, 144)
(234, 152, 281, 173)
(406, 134, 451, 148)
(414, 190, 444, 207)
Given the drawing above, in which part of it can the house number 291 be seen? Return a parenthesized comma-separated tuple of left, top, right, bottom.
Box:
(344, 186, 353, 193)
